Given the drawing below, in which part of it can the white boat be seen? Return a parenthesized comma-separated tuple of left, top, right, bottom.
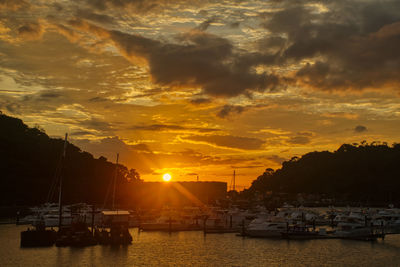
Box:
(332, 222, 384, 240)
(246, 214, 288, 238)
(246, 221, 288, 237)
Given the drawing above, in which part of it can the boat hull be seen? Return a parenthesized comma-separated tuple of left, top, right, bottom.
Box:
(20, 229, 57, 247)
(246, 230, 282, 238)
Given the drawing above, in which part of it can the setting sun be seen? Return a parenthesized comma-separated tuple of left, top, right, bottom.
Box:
(163, 173, 172, 182)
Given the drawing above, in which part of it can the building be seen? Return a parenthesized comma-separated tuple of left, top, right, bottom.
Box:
(130, 181, 227, 209)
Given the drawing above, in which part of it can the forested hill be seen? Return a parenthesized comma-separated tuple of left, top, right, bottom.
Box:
(249, 142, 400, 202)
(0, 112, 140, 206)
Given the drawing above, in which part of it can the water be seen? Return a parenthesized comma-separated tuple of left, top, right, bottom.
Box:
(2, 225, 400, 266)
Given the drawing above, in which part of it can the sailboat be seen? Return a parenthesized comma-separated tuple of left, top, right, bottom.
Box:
(96, 153, 132, 245)
(20, 133, 69, 247)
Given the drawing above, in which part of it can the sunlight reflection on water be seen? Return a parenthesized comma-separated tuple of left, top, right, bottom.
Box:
(2, 225, 400, 266)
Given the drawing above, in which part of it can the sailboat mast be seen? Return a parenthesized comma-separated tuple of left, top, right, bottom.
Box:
(58, 133, 68, 228)
(233, 170, 236, 191)
(112, 153, 119, 210)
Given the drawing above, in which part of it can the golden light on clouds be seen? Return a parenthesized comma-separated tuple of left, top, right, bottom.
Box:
(1, 0, 400, 188)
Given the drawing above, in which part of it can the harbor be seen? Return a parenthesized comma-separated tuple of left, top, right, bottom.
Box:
(3, 224, 400, 267)
(15, 203, 400, 247)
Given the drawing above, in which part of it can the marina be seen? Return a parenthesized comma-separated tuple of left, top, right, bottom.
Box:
(3, 224, 400, 266)
(16, 204, 400, 246)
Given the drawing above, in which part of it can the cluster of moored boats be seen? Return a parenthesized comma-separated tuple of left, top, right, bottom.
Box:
(20, 203, 132, 247)
(19, 203, 400, 247)
(242, 205, 400, 241)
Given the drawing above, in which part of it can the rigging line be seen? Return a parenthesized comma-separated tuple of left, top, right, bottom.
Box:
(102, 172, 113, 210)
(46, 149, 64, 203)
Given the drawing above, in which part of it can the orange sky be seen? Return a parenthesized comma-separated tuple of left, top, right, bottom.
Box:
(1, 0, 400, 189)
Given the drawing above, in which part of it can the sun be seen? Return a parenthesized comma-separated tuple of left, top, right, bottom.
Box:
(163, 173, 172, 182)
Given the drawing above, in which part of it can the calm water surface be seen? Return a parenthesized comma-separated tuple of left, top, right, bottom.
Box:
(2, 225, 400, 266)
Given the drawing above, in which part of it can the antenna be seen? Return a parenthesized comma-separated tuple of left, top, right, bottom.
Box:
(112, 153, 119, 210)
(197, 175, 199, 182)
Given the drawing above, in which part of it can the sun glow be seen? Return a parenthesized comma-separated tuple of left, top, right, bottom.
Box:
(163, 173, 172, 182)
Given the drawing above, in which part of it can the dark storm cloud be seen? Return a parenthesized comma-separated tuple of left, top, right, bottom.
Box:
(69, 20, 280, 97)
(217, 105, 245, 118)
(354, 125, 368, 133)
(182, 134, 265, 150)
(262, 0, 400, 91)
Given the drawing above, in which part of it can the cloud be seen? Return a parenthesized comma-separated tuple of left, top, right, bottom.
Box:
(18, 22, 44, 40)
(287, 136, 311, 145)
(217, 105, 245, 118)
(68, 20, 280, 97)
(72, 137, 247, 174)
(82, 118, 113, 133)
(190, 98, 212, 105)
(40, 92, 61, 98)
(196, 17, 217, 31)
(354, 125, 367, 133)
(81, 0, 209, 12)
(130, 143, 151, 152)
(286, 131, 313, 145)
(70, 130, 94, 136)
(267, 155, 286, 164)
(0, 0, 29, 10)
(261, 1, 400, 91)
(322, 112, 359, 120)
(75, 9, 116, 24)
(130, 124, 219, 133)
(182, 134, 265, 150)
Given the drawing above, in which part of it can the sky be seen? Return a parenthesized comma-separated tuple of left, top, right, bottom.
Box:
(1, 0, 400, 189)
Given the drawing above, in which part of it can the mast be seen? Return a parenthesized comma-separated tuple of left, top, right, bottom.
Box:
(233, 170, 236, 191)
(58, 133, 68, 228)
(112, 153, 119, 210)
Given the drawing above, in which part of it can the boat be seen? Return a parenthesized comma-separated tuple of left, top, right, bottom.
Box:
(245, 215, 287, 238)
(333, 222, 385, 241)
(56, 220, 97, 247)
(96, 154, 133, 245)
(20, 221, 56, 247)
(247, 221, 287, 238)
(20, 134, 69, 247)
(281, 224, 328, 240)
(140, 212, 202, 232)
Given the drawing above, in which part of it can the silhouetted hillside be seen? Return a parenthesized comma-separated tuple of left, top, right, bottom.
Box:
(248, 142, 400, 202)
(0, 112, 141, 206)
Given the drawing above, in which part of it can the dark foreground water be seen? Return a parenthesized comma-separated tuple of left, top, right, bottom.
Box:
(2, 225, 400, 266)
